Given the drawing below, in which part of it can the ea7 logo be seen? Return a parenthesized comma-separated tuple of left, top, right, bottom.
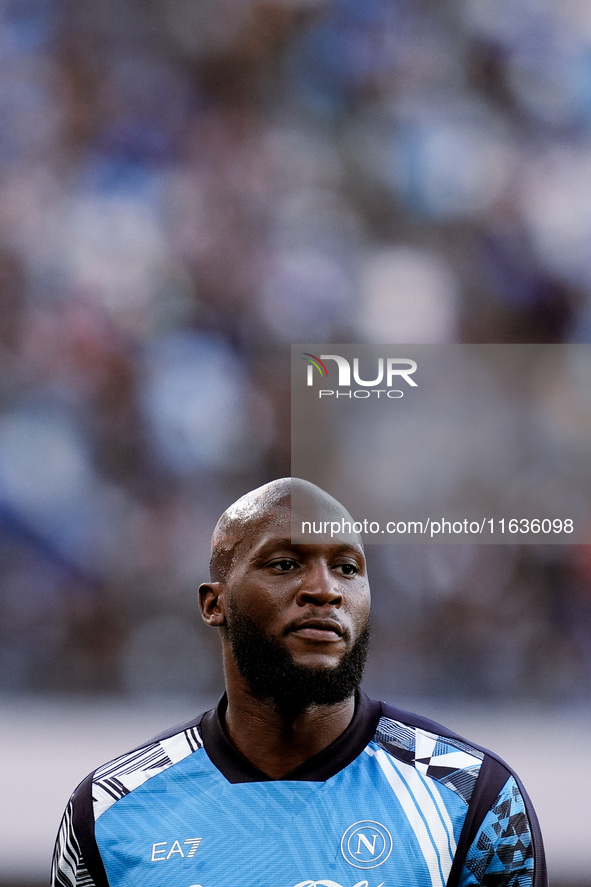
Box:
(150, 838, 202, 862)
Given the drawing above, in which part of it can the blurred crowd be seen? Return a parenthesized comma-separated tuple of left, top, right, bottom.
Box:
(0, 0, 591, 703)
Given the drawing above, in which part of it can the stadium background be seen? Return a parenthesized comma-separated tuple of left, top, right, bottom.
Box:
(0, 0, 590, 884)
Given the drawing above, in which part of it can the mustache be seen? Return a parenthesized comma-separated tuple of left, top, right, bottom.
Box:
(283, 614, 349, 640)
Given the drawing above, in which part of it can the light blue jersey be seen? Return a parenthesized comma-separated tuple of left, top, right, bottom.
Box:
(51, 692, 547, 887)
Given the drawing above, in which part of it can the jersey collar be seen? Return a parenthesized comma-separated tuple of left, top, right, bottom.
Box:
(199, 689, 381, 783)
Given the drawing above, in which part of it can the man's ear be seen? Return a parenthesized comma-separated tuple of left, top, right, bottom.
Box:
(198, 581, 227, 627)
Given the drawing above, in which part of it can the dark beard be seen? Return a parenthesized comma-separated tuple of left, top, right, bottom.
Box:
(225, 603, 370, 709)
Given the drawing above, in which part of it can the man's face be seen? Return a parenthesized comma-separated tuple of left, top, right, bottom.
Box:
(221, 507, 371, 706)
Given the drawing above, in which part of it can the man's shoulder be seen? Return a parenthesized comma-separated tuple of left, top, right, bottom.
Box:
(70, 711, 210, 815)
(369, 696, 517, 805)
(374, 697, 511, 770)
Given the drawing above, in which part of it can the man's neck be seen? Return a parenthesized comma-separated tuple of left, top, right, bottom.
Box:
(223, 686, 356, 779)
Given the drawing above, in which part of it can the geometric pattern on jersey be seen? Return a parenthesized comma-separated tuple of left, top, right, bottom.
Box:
(51, 799, 95, 887)
(374, 716, 484, 804)
(364, 742, 459, 886)
(462, 776, 535, 886)
(93, 726, 202, 819)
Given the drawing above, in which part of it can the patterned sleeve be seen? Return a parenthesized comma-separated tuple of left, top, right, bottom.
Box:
(51, 798, 97, 887)
(459, 776, 542, 886)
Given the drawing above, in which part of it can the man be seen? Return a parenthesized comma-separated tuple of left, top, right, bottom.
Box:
(52, 477, 547, 887)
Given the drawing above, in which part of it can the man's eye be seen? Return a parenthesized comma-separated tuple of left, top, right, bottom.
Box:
(334, 563, 358, 576)
(270, 559, 298, 572)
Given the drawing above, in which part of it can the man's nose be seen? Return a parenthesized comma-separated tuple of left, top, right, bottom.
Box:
(296, 563, 343, 606)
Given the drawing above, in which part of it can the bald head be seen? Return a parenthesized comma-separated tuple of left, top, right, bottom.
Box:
(209, 478, 359, 582)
